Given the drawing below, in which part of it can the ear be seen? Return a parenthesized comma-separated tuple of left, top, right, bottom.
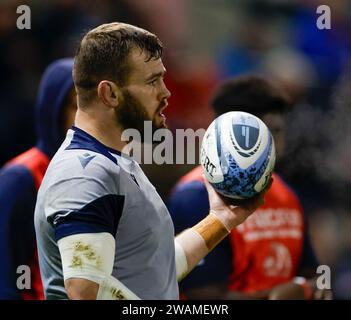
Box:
(97, 81, 120, 108)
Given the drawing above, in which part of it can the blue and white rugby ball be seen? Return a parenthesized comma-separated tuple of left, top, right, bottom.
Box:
(200, 111, 275, 199)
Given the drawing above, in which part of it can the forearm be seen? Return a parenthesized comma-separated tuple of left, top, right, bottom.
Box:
(175, 228, 209, 280)
(64, 273, 140, 300)
(65, 278, 99, 300)
(175, 211, 232, 280)
(174, 178, 269, 282)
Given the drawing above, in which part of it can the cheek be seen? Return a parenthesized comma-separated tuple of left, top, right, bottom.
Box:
(140, 90, 160, 112)
(126, 85, 160, 116)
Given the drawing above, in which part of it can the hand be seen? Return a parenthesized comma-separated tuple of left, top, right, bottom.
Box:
(203, 177, 272, 230)
(268, 278, 333, 300)
(309, 278, 333, 300)
(313, 288, 333, 300)
(268, 282, 306, 300)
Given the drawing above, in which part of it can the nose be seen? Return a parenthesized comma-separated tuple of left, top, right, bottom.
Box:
(160, 79, 171, 101)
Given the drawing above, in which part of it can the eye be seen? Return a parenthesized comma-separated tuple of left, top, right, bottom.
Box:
(149, 79, 157, 86)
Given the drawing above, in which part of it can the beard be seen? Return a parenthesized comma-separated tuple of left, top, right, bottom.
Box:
(115, 89, 167, 142)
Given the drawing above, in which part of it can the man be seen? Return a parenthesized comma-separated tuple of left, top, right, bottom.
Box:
(34, 23, 269, 300)
(0, 58, 76, 299)
(168, 75, 322, 300)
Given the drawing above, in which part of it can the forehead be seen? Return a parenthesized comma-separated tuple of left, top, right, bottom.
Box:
(126, 48, 165, 83)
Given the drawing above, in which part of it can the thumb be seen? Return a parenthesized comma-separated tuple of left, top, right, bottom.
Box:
(202, 174, 218, 199)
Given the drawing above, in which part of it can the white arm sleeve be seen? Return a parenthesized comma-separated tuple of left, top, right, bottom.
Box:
(174, 239, 189, 282)
(58, 233, 140, 300)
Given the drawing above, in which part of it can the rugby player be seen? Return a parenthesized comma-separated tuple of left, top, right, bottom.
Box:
(34, 23, 269, 300)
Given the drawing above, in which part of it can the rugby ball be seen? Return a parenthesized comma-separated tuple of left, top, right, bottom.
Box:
(200, 111, 275, 199)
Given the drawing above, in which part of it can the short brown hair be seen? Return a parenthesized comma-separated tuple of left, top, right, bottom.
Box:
(73, 22, 163, 105)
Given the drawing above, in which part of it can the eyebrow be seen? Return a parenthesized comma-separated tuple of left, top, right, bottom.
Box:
(145, 69, 166, 82)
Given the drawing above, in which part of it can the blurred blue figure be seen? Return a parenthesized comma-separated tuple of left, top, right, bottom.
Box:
(293, 6, 351, 87)
(0, 58, 76, 299)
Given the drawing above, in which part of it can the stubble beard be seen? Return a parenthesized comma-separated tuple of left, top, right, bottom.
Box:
(115, 89, 167, 143)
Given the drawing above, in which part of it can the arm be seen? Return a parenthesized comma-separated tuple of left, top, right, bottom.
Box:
(267, 277, 315, 300)
(175, 178, 269, 282)
(168, 179, 244, 298)
(58, 232, 140, 300)
(65, 278, 98, 300)
(46, 160, 139, 300)
(65, 275, 140, 300)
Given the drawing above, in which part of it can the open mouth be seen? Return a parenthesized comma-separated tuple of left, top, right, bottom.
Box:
(157, 103, 168, 119)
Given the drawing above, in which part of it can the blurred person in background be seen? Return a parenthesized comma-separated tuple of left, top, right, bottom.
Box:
(0, 58, 76, 299)
(168, 75, 331, 300)
(0, 0, 134, 166)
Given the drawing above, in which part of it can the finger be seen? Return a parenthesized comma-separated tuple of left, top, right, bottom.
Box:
(238, 176, 273, 207)
(221, 195, 245, 207)
(242, 190, 265, 208)
(262, 176, 274, 194)
(246, 176, 273, 209)
(314, 289, 322, 300)
(202, 175, 219, 199)
(247, 195, 264, 211)
(324, 290, 333, 300)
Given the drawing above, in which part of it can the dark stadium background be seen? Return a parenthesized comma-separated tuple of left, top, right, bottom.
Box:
(1, 0, 351, 299)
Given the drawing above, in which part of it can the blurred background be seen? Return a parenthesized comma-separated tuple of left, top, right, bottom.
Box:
(1, 0, 351, 298)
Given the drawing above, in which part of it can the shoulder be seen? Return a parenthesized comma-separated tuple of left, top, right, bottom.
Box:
(49, 146, 120, 186)
(40, 151, 121, 219)
(63, 126, 121, 167)
(39, 150, 123, 223)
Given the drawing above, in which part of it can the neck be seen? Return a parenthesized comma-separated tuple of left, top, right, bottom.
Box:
(74, 107, 127, 152)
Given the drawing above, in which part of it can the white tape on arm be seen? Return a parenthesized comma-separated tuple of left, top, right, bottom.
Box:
(58, 232, 115, 282)
(174, 213, 231, 279)
(58, 233, 140, 300)
(174, 239, 188, 282)
(175, 228, 209, 278)
(97, 274, 140, 300)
